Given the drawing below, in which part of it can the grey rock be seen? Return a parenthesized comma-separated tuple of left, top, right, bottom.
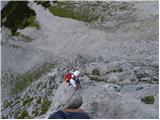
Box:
(1, 1, 158, 119)
(64, 95, 83, 109)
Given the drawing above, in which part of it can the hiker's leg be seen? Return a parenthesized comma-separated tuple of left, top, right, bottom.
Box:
(78, 83, 81, 89)
(74, 79, 79, 89)
(76, 78, 81, 89)
(70, 79, 77, 88)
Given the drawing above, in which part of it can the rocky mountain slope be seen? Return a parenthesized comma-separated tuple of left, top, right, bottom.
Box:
(1, 1, 159, 119)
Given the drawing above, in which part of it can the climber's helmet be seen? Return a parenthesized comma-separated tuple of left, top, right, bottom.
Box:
(74, 70, 80, 77)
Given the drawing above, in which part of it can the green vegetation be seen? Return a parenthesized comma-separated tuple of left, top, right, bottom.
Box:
(40, 98, 51, 115)
(1, 1, 40, 35)
(47, 1, 135, 24)
(92, 68, 100, 76)
(14, 32, 21, 36)
(3, 100, 12, 108)
(32, 97, 51, 117)
(35, 1, 51, 8)
(15, 110, 31, 119)
(22, 97, 33, 106)
(27, 16, 40, 29)
(88, 75, 102, 82)
(84, 68, 101, 82)
(141, 96, 154, 104)
(48, 1, 99, 23)
(1, 1, 134, 35)
(32, 110, 39, 117)
(11, 62, 55, 95)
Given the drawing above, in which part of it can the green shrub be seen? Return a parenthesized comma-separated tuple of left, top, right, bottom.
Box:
(39, 98, 51, 115)
(92, 68, 100, 76)
(27, 16, 40, 29)
(15, 110, 30, 119)
(141, 96, 154, 104)
(1, 1, 40, 35)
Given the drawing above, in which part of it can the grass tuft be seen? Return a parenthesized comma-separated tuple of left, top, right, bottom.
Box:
(141, 96, 154, 104)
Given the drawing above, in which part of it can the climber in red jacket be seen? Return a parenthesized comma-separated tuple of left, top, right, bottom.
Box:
(64, 66, 81, 90)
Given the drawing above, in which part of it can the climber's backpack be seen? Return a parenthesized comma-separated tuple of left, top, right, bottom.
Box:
(64, 72, 72, 83)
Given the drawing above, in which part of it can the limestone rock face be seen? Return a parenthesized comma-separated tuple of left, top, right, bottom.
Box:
(1, 1, 158, 119)
(80, 82, 158, 119)
(1, 60, 159, 119)
(43, 74, 158, 119)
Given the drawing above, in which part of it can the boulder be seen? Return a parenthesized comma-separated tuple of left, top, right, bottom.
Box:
(47, 82, 82, 118)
